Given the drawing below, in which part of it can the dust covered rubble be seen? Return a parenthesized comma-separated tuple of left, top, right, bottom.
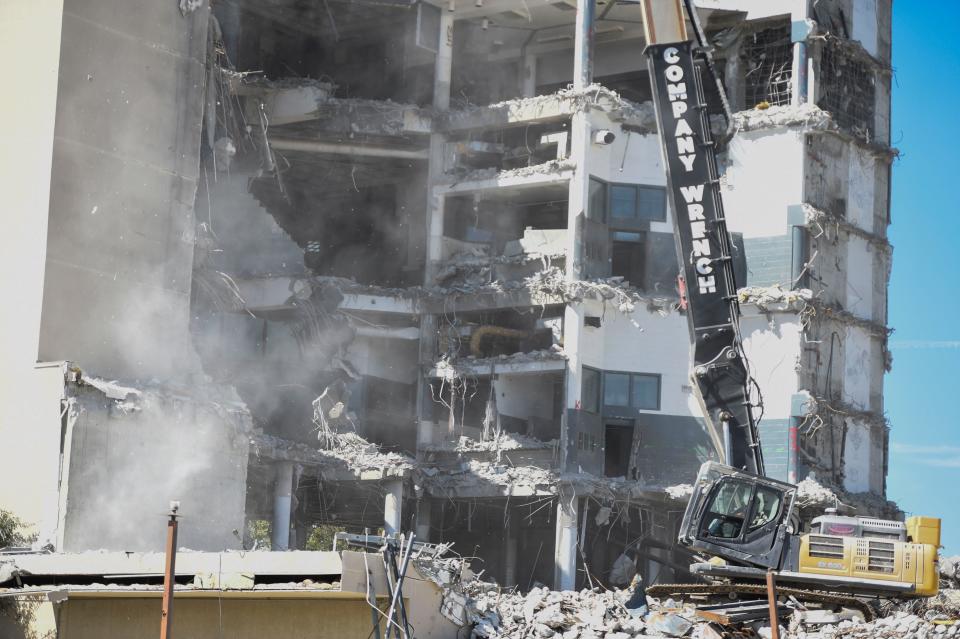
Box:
(417, 542, 960, 639)
(461, 586, 960, 639)
(468, 586, 650, 639)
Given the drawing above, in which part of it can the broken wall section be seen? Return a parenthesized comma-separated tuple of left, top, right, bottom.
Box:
(60, 370, 251, 552)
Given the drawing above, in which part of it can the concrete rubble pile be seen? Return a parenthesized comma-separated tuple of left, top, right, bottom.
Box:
(458, 586, 960, 639)
(416, 543, 960, 639)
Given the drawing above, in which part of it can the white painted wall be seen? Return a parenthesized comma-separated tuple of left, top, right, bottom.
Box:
(576, 299, 698, 417)
(0, 0, 65, 543)
(847, 147, 876, 234)
(583, 113, 675, 234)
(851, 0, 879, 58)
(842, 325, 872, 410)
(495, 374, 556, 421)
(842, 418, 872, 492)
(722, 129, 806, 238)
(740, 311, 804, 420)
(0, 363, 66, 548)
(845, 235, 874, 321)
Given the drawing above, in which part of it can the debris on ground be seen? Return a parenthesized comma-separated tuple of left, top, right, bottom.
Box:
(414, 541, 960, 639)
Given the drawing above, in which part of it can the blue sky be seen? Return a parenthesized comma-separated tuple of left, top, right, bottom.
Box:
(885, 2, 960, 555)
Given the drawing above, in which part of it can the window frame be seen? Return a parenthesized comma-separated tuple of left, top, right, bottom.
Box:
(581, 366, 602, 414)
(601, 370, 662, 412)
(630, 372, 661, 411)
(588, 176, 667, 227)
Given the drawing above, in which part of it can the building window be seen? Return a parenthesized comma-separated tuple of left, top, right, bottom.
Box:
(588, 178, 607, 222)
(589, 177, 667, 225)
(631, 374, 660, 410)
(611, 231, 646, 287)
(636, 186, 667, 221)
(603, 371, 661, 411)
(610, 185, 637, 220)
(582, 367, 601, 413)
(604, 372, 630, 407)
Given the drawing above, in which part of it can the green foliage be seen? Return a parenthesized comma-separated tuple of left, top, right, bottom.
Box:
(247, 519, 272, 550)
(305, 524, 347, 551)
(0, 510, 27, 548)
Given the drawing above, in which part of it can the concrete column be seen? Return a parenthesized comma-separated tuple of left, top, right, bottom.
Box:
(384, 479, 404, 538)
(419, 8, 456, 452)
(572, 0, 595, 90)
(504, 507, 518, 588)
(522, 51, 538, 98)
(272, 462, 294, 551)
(424, 6, 454, 283)
(554, 489, 579, 590)
(415, 499, 432, 541)
(433, 9, 454, 111)
(416, 313, 438, 450)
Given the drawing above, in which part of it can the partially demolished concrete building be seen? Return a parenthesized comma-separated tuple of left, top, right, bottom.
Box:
(1, 0, 894, 593)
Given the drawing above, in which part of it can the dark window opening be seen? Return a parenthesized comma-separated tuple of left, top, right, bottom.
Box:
(743, 24, 794, 108)
(582, 367, 601, 414)
(589, 178, 607, 222)
(818, 41, 876, 139)
(612, 234, 646, 288)
(604, 424, 635, 478)
(594, 71, 653, 104)
(584, 316, 602, 328)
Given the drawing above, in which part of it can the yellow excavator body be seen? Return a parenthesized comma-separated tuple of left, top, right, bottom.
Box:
(797, 517, 940, 597)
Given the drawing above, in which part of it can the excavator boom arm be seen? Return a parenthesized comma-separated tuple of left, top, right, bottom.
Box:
(641, 2, 764, 476)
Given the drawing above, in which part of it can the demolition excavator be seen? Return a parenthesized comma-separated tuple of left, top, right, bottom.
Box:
(635, 0, 941, 611)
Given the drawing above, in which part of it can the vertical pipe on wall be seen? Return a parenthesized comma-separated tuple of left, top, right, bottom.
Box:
(272, 462, 294, 551)
(573, 0, 595, 90)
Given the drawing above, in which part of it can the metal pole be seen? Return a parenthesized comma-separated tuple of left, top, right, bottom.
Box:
(272, 462, 294, 551)
(573, 0, 596, 90)
(765, 569, 781, 639)
(160, 501, 180, 639)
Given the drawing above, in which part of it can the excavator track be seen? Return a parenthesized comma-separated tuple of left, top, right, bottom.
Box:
(646, 582, 877, 621)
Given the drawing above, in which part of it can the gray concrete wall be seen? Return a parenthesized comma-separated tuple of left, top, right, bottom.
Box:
(61, 383, 250, 552)
(38, 0, 210, 382)
(627, 414, 716, 487)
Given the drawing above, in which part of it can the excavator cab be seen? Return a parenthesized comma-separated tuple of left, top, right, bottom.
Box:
(679, 462, 797, 570)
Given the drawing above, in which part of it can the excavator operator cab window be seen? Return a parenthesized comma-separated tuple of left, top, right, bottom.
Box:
(703, 480, 753, 539)
(749, 486, 782, 531)
(702, 480, 785, 541)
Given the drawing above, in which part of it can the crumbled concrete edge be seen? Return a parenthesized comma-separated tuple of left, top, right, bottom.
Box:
(728, 103, 897, 159)
(804, 203, 893, 252)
